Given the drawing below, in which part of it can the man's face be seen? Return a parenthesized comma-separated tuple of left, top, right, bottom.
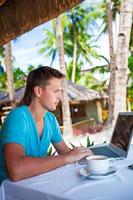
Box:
(39, 77, 62, 111)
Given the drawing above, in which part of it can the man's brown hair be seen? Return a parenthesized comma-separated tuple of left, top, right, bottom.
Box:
(20, 66, 65, 106)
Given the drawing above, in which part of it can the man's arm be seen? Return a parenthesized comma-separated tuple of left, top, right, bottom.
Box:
(53, 140, 70, 154)
(4, 142, 91, 181)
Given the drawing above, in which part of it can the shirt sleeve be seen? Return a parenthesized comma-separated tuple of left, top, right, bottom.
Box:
(1, 110, 26, 149)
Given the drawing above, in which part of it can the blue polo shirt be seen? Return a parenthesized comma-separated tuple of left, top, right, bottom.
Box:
(0, 105, 63, 184)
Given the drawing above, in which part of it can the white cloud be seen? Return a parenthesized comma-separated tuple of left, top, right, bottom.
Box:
(14, 47, 37, 57)
(13, 46, 49, 71)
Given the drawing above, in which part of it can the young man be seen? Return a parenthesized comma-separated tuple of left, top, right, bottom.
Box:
(0, 66, 92, 184)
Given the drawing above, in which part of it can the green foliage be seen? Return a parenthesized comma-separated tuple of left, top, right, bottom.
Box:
(38, 23, 57, 66)
(86, 136, 94, 147)
(127, 86, 133, 98)
(27, 65, 35, 74)
(0, 47, 5, 58)
(69, 141, 76, 149)
(47, 146, 53, 156)
(0, 68, 27, 92)
(78, 72, 98, 85)
(129, 25, 133, 51)
(46, 146, 56, 156)
(0, 72, 7, 92)
(69, 135, 95, 149)
(67, 61, 81, 82)
(63, 5, 101, 68)
(90, 64, 109, 74)
(100, 0, 132, 53)
(127, 55, 133, 98)
(13, 68, 26, 89)
(0, 65, 42, 93)
(77, 72, 107, 92)
(128, 55, 133, 72)
(99, 0, 120, 35)
(38, 3, 102, 80)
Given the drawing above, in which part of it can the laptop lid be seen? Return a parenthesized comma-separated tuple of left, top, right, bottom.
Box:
(110, 112, 133, 157)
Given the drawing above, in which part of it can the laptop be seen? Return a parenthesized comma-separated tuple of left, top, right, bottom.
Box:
(78, 112, 133, 164)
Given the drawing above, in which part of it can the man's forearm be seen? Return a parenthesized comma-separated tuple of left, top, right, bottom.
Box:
(7, 154, 68, 181)
(4, 143, 91, 182)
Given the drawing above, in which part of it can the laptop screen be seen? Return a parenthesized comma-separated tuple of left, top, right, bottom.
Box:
(111, 113, 133, 152)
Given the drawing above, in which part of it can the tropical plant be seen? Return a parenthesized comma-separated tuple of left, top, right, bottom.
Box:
(63, 5, 101, 82)
(13, 68, 27, 89)
(128, 55, 133, 73)
(38, 24, 57, 66)
(46, 138, 94, 156)
(78, 69, 108, 92)
(26, 64, 35, 74)
(127, 55, 133, 100)
(69, 135, 95, 149)
(0, 72, 6, 92)
(46, 146, 56, 156)
(99, 0, 120, 35)
(113, 0, 133, 119)
(86, 136, 94, 147)
(38, 3, 103, 82)
(96, 0, 133, 123)
(0, 67, 27, 93)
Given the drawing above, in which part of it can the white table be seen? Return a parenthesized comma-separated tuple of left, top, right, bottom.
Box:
(1, 145, 133, 200)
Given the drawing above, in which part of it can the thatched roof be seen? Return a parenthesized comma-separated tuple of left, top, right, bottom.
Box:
(0, 81, 108, 104)
(67, 81, 108, 101)
(0, 0, 83, 46)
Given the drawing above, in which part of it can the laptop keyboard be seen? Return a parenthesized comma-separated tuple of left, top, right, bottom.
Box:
(91, 146, 119, 158)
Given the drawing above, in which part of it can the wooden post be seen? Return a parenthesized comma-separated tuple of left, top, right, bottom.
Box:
(96, 100, 103, 123)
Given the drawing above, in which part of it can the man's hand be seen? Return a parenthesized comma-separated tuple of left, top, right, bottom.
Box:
(64, 146, 93, 164)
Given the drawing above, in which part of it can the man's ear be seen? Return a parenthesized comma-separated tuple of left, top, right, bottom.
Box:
(34, 86, 42, 98)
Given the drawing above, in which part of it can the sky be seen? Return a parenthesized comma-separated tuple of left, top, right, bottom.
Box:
(11, 22, 54, 71)
(10, 22, 109, 72)
(2, 0, 113, 76)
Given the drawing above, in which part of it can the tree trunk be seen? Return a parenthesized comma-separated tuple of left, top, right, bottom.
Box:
(71, 32, 77, 83)
(5, 42, 15, 101)
(56, 16, 73, 136)
(71, 10, 77, 83)
(106, 0, 116, 125)
(113, 0, 133, 122)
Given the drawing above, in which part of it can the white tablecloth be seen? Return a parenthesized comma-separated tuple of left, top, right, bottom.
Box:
(1, 145, 133, 200)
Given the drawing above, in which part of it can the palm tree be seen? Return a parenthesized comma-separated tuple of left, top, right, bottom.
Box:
(105, 0, 116, 125)
(56, 16, 73, 136)
(113, 0, 133, 120)
(98, 0, 133, 124)
(38, 22, 57, 66)
(63, 4, 102, 82)
(0, 42, 15, 100)
(70, 9, 77, 83)
(38, 4, 101, 82)
(5, 42, 15, 101)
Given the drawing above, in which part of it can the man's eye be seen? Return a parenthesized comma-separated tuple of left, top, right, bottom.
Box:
(54, 90, 62, 93)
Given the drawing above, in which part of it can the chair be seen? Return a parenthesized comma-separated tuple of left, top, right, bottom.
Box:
(0, 106, 12, 123)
